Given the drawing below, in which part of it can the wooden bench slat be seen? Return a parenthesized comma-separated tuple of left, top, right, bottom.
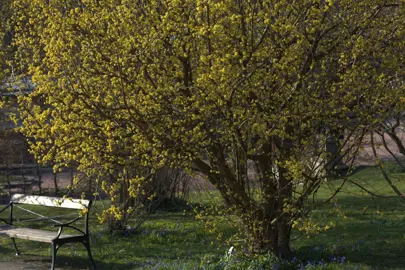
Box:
(11, 194, 90, 209)
(0, 225, 79, 243)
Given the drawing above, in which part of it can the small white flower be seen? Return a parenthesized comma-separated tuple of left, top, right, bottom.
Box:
(228, 246, 235, 256)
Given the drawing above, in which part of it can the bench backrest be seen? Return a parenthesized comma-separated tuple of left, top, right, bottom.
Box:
(11, 194, 91, 210)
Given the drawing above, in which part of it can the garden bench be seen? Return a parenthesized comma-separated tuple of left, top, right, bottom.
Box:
(0, 194, 96, 270)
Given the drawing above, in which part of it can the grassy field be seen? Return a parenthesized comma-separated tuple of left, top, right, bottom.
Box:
(1, 165, 405, 269)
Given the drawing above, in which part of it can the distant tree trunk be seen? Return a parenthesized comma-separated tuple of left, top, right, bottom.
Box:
(53, 171, 58, 194)
(6, 163, 11, 195)
(88, 176, 92, 195)
(325, 131, 346, 173)
(36, 163, 42, 194)
(70, 167, 74, 187)
(20, 158, 26, 194)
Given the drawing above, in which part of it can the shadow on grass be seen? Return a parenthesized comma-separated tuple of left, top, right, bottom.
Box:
(54, 255, 133, 270)
(300, 193, 405, 269)
(296, 221, 405, 269)
(8, 254, 132, 270)
(346, 165, 371, 176)
(0, 245, 13, 254)
(88, 220, 226, 269)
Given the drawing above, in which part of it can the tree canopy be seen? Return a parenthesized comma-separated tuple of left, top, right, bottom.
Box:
(12, 0, 405, 255)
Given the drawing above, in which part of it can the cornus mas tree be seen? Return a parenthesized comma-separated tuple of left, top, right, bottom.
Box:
(0, 0, 12, 84)
(12, 0, 405, 256)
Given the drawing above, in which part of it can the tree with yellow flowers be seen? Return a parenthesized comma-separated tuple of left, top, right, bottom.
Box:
(0, 0, 12, 85)
(12, 0, 405, 256)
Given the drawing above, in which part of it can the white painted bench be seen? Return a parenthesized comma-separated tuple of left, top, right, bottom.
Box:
(0, 194, 96, 270)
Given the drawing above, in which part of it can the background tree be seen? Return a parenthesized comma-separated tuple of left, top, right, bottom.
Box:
(367, 110, 405, 200)
(13, 0, 405, 256)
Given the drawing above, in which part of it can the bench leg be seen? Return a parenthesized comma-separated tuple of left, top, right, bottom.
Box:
(11, 238, 19, 256)
(51, 243, 58, 270)
(83, 240, 96, 269)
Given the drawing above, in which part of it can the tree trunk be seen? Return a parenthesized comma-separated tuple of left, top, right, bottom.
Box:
(107, 176, 132, 231)
(275, 218, 292, 257)
(193, 142, 294, 258)
(53, 171, 58, 194)
(244, 211, 292, 257)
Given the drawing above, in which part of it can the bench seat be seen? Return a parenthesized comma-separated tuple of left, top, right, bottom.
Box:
(0, 225, 80, 243)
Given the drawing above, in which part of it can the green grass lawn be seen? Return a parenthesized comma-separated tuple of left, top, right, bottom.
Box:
(1, 165, 405, 269)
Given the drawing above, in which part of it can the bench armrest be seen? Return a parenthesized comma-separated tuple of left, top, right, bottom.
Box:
(53, 216, 81, 228)
(53, 216, 86, 238)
